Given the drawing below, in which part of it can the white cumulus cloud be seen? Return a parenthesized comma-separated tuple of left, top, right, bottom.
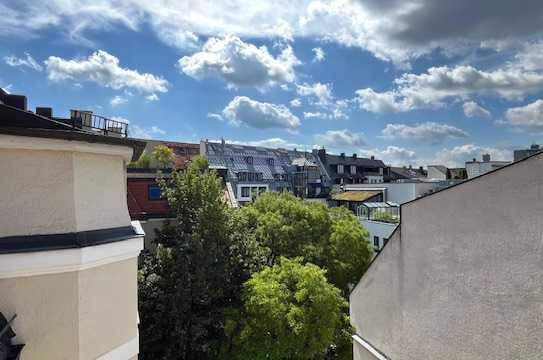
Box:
(3, 0, 543, 67)
(359, 146, 417, 165)
(222, 96, 300, 130)
(45, 50, 169, 94)
(382, 122, 468, 144)
(177, 35, 300, 89)
(356, 64, 543, 113)
(314, 129, 366, 147)
(505, 99, 543, 131)
(434, 144, 511, 167)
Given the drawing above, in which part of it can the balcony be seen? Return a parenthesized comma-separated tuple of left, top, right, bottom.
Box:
(66, 110, 129, 137)
(356, 202, 400, 223)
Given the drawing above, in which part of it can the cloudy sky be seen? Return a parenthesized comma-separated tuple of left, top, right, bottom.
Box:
(2, 0, 543, 166)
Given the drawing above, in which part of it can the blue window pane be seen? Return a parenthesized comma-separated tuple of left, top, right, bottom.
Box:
(148, 185, 162, 200)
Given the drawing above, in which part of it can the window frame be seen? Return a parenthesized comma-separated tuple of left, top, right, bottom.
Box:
(148, 184, 163, 201)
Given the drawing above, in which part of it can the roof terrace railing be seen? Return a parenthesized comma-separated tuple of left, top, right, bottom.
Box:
(69, 110, 128, 137)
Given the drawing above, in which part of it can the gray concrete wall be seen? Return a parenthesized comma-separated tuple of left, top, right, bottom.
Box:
(350, 154, 543, 360)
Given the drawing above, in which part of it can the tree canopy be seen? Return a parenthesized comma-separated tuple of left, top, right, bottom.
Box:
(138, 156, 261, 360)
(138, 164, 373, 360)
(227, 258, 350, 360)
(238, 192, 373, 294)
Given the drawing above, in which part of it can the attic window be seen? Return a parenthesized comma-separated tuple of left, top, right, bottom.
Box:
(245, 156, 253, 165)
(267, 158, 274, 166)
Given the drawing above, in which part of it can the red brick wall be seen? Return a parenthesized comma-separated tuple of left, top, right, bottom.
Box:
(127, 178, 171, 220)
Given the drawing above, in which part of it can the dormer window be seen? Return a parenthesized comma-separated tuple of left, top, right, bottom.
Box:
(337, 164, 344, 174)
(267, 158, 274, 166)
(245, 156, 253, 165)
(351, 165, 357, 174)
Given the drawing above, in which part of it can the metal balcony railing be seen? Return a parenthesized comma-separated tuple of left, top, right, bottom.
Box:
(69, 110, 128, 137)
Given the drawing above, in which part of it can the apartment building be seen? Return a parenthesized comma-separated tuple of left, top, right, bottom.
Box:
(465, 154, 510, 179)
(316, 148, 386, 185)
(350, 152, 543, 359)
(201, 140, 330, 205)
(0, 90, 145, 359)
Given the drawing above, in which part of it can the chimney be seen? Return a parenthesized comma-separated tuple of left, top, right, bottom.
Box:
(531, 144, 539, 150)
(482, 153, 491, 162)
(472, 158, 476, 162)
(1, 94, 27, 111)
(317, 148, 326, 163)
(352, 153, 357, 159)
(419, 166, 424, 172)
(370, 155, 375, 160)
(36, 107, 53, 118)
(408, 164, 412, 169)
(340, 152, 345, 158)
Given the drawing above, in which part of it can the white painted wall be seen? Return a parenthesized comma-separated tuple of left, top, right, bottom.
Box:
(360, 220, 398, 250)
(345, 182, 439, 204)
(236, 183, 269, 202)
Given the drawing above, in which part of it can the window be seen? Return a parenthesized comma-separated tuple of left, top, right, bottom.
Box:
(245, 156, 253, 165)
(258, 187, 267, 195)
(241, 186, 250, 197)
(350, 165, 356, 174)
(148, 184, 162, 200)
(337, 164, 344, 174)
(373, 236, 380, 249)
(267, 158, 275, 166)
(237, 172, 248, 181)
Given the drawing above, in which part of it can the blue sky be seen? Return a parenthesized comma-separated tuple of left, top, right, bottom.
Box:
(2, 0, 543, 167)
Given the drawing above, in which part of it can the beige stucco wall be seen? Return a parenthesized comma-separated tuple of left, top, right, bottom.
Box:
(0, 271, 80, 360)
(0, 258, 138, 360)
(0, 136, 133, 237)
(351, 154, 543, 360)
(79, 258, 139, 359)
(73, 152, 131, 231)
(0, 149, 78, 236)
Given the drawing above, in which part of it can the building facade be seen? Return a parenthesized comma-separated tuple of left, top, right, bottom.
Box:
(201, 140, 330, 205)
(0, 92, 145, 359)
(316, 149, 386, 185)
(342, 181, 451, 251)
(350, 153, 543, 359)
(465, 154, 510, 179)
(513, 143, 541, 162)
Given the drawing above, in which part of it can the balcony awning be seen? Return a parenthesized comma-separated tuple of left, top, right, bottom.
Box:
(331, 190, 381, 202)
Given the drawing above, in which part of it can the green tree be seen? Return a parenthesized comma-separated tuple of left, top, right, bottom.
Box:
(326, 207, 372, 295)
(227, 258, 351, 360)
(152, 144, 175, 169)
(238, 192, 373, 294)
(138, 156, 261, 360)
